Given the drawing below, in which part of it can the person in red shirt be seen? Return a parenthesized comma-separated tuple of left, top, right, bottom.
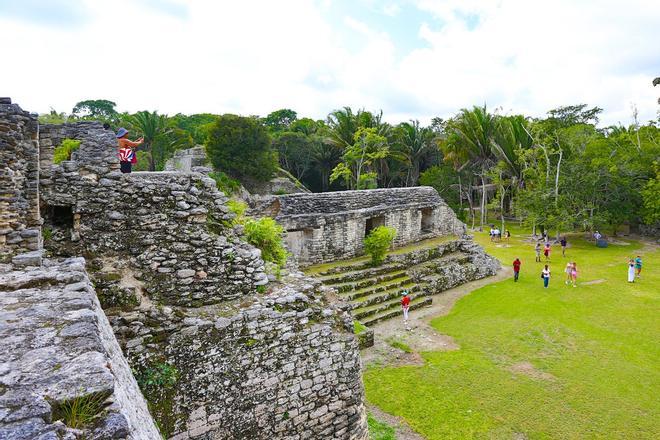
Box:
(401, 290, 411, 327)
(513, 258, 521, 282)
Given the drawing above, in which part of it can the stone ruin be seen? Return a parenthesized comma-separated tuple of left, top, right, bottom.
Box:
(1, 99, 368, 439)
(0, 98, 499, 439)
(261, 187, 466, 266)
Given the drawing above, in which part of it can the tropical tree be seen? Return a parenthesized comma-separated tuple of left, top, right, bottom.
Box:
(263, 109, 297, 132)
(327, 107, 360, 148)
(330, 127, 389, 190)
(443, 105, 497, 229)
(206, 114, 278, 181)
(129, 111, 169, 171)
(71, 99, 118, 123)
(395, 120, 436, 186)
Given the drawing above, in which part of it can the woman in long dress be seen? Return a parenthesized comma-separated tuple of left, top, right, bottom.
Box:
(627, 259, 635, 283)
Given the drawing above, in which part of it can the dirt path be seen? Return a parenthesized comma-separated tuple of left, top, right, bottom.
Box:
(361, 267, 512, 439)
(361, 266, 512, 369)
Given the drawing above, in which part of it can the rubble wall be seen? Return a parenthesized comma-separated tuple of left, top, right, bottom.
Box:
(0, 98, 41, 261)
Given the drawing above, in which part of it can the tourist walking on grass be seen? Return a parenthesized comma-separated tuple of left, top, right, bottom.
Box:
(560, 237, 567, 256)
(627, 259, 636, 283)
(535, 242, 542, 262)
(513, 258, 521, 282)
(544, 242, 551, 262)
(505, 230, 511, 243)
(571, 262, 578, 287)
(401, 290, 411, 328)
(634, 255, 643, 278)
(541, 265, 551, 288)
(565, 262, 573, 285)
(116, 128, 143, 174)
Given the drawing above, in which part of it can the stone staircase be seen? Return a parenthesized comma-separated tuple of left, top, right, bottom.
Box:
(306, 237, 499, 327)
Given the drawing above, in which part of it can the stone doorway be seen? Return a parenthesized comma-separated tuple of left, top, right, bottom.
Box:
(365, 215, 385, 236)
(420, 208, 434, 233)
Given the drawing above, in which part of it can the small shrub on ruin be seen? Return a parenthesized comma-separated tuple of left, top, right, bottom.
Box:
(364, 226, 396, 266)
(244, 217, 288, 268)
(227, 199, 247, 224)
(52, 138, 81, 164)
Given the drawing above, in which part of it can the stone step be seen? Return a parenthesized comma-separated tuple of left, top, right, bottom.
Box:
(338, 273, 410, 297)
(352, 288, 430, 321)
(318, 263, 407, 284)
(348, 281, 421, 308)
(360, 296, 433, 327)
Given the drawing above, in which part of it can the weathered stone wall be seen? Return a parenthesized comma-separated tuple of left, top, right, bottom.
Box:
(110, 274, 367, 439)
(268, 187, 466, 266)
(41, 170, 268, 307)
(0, 257, 160, 439)
(39, 121, 120, 178)
(0, 98, 41, 262)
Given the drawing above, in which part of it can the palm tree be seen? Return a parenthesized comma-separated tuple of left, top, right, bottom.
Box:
(130, 110, 168, 171)
(327, 107, 360, 148)
(310, 136, 342, 191)
(396, 120, 435, 186)
(444, 105, 497, 230)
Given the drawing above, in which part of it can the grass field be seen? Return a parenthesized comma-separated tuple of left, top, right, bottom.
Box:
(363, 227, 659, 439)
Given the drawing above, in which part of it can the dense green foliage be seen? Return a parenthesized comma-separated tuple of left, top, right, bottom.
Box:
(243, 217, 288, 267)
(364, 226, 397, 265)
(52, 138, 81, 164)
(206, 114, 278, 181)
(42, 97, 658, 233)
(364, 227, 660, 439)
(208, 171, 241, 196)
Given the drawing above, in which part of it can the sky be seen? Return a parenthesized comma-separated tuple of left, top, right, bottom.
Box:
(1, 0, 659, 126)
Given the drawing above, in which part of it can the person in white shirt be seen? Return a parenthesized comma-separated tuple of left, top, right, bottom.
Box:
(541, 265, 551, 288)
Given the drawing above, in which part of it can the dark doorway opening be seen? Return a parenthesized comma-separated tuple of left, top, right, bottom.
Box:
(421, 208, 433, 233)
(365, 215, 385, 236)
(46, 205, 74, 228)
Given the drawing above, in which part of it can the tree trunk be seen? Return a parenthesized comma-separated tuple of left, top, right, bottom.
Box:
(480, 174, 487, 231)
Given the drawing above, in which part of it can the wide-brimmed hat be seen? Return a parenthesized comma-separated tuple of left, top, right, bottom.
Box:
(116, 127, 128, 138)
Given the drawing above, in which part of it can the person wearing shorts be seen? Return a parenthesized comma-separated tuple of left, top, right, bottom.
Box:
(571, 262, 578, 287)
(535, 242, 541, 263)
(634, 256, 642, 278)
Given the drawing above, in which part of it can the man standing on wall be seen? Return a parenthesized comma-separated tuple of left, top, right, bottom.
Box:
(513, 258, 521, 282)
(401, 290, 411, 329)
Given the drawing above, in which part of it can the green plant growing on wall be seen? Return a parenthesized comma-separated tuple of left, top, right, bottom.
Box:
(53, 138, 81, 164)
(364, 226, 397, 266)
(136, 362, 178, 389)
(227, 200, 247, 224)
(42, 227, 52, 241)
(244, 217, 288, 268)
(134, 361, 179, 438)
(51, 391, 109, 429)
(208, 171, 241, 196)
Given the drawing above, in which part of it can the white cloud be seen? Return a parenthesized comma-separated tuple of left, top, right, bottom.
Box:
(0, 0, 658, 126)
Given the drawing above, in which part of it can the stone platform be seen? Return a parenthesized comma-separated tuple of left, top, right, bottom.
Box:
(0, 258, 159, 439)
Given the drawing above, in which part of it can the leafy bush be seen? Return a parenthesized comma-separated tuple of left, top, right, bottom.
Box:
(209, 171, 241, 196)
(53, 138, 81, 164)
(206, 114, 278, 182)
(227, 199, 247, 219)
(353, 320, 367, 335)
(244, 217, 288, 268)
(364, 226, 396, 266)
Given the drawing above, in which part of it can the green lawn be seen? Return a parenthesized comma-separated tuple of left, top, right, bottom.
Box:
(363, 227, 659, 439)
